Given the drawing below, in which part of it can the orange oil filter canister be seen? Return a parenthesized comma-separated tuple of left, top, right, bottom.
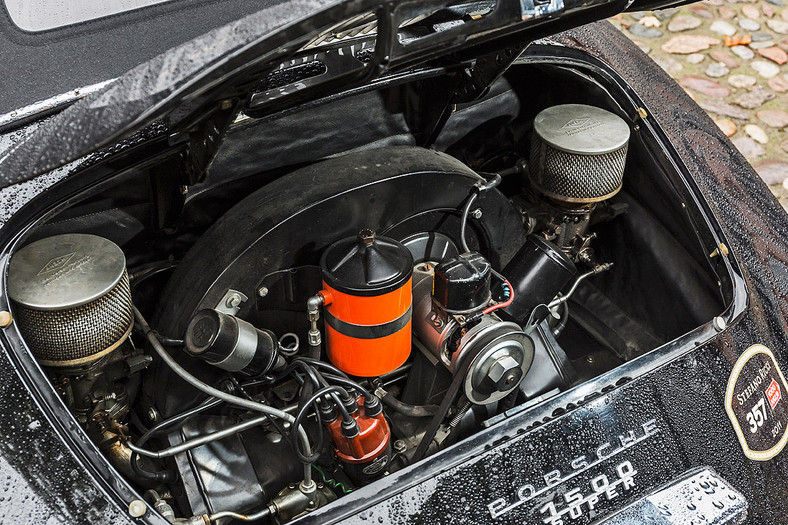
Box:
(319, 229, 413, 376)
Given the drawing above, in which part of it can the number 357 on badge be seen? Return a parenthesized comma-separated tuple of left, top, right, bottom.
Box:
(725, 344, 788, 461)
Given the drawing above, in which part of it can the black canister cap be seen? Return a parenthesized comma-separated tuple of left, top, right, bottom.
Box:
(433, 252, 491, 314)
(321, 229, 413, 296)
(185, 309, 237, 363)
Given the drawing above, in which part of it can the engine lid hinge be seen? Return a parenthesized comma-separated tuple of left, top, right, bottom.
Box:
(452, 43, 527, 104)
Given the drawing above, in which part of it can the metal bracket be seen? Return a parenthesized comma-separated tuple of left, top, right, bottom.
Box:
(416, 44, 526, 146)
(215, 289, 248, 315)
(452, 44, 526, 104)
(170, 99, 240, 186)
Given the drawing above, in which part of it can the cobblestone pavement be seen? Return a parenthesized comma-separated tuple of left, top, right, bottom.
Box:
(610, 2, 788, 209)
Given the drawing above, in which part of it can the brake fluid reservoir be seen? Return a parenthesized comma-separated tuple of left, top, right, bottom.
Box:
(319, 229, 413, 376)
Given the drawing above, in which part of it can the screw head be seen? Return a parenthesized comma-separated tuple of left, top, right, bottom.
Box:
(470, 208, 483, 220)
(393, 440, 407, 454)
(225, 293, 242, 308)
(0, 311, 12, 328)
(258, 286, 269, 297)
(713, 316, 727, 332)
(147, 407, 159, 422)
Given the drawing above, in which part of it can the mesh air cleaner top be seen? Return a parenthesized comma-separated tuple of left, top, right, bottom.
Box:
(530, 104, 630, 204)
(8, 234, 133, 367)
(10, 233, 126, 310)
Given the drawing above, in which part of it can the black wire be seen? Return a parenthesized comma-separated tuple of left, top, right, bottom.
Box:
(294, 362, 326, 390)
(458, 173, 502, 254)
(227, 376, 301, 452)
(380, 393, 439, 418)
(157, 336, 184, 346)
(129, 260, 177, 291)
(294, 358, 350, 379)
(459, 191, 478, 253)
(292, 385, 353, 464)
(285, 360, 354, 422)
(294, 378, 325, 459)
(269, 360, 353, 461)
(293, 358, 375, 400)
(320, 372, 373, 400)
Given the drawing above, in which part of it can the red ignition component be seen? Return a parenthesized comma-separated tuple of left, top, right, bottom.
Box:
(319, 229, 413, 377)
(324, 398, 391, 476)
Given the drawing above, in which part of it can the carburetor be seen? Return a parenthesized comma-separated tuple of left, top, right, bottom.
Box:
(411, 252, 534, 405)
(518, 103, 631, 263)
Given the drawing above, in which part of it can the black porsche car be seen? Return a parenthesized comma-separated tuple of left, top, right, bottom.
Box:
(0, 0, 785, 523)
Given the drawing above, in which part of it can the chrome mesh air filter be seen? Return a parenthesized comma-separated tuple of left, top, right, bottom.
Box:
(529, 104, 630, 204)
(8, 234, 133, 367)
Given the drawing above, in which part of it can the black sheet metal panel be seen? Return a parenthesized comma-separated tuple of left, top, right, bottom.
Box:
(298, 22, 788, 525)
(0, 344, 137, 523)
(0, 0, 279, 116)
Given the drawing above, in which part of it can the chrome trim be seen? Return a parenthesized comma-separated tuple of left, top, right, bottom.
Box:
(0, 79, 115, 130)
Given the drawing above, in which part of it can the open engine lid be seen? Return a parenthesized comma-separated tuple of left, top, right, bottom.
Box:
(0, 1, 279, 119)
(0, 0, 694, 188)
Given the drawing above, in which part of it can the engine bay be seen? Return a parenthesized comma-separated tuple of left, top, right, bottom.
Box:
(4, 60, 731, 523)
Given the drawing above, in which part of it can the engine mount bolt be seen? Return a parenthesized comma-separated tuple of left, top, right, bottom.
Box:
(225, 293, 243, 308)
(471, 208, 483, 220)
(713, 316, 727, 332)
(258, 286, 269, 297)
(128, 499, 148, 518)
(0, 311, 12, 328)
